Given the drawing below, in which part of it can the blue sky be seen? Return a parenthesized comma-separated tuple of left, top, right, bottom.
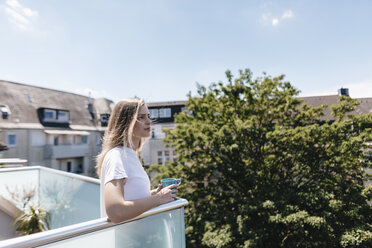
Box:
(1, 0, 372, 103)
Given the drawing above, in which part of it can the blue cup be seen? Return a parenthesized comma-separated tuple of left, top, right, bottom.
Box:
(161, 178, 181, 199)
(161, 178, 181, 188)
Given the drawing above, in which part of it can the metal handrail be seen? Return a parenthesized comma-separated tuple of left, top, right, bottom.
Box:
(0, 198, 188, 248)
(0, 166, 100, 184)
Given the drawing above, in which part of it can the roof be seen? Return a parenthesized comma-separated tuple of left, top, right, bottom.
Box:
(146, 95, 372, 121)
(147, 101, 186, 108)
(0, 80, 114, 129)
(301, 95, 372, 120)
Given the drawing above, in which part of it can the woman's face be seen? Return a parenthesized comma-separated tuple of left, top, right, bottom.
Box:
(133, 104, 151, 138)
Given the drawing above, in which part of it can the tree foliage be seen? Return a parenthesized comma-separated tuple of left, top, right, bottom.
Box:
(150, 69, 372, 247)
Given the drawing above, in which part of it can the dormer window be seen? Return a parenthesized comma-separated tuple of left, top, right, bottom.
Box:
(42, 109, 70, 123)
(0, 104, 11, 119)
(100, 114, 110, 127)
(149, 108, 171, 118)
(159, 108, 171, 118)
(44, 109, 56, 121)
(38, 108, 70, 127)
(57, 111, 69, 122)
(149, 109, 159, 118)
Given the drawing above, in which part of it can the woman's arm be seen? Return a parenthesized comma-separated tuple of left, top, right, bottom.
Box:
(104, 179, 177, 223)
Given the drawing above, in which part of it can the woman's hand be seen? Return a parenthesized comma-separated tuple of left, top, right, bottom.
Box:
(155, 184, 178, 204)
(150, 184, 162, 195)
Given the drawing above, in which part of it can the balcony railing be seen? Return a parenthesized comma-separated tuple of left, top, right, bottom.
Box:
(43, 144, 89, 159)
(0, 166, 100, 231)
(0, 199, 188, 248)
(0, 166, 188, 247)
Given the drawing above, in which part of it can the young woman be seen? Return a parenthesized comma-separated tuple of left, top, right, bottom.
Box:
(96, 98, 178, 223)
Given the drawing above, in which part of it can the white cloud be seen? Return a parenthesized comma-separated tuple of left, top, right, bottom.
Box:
(4, 0, 38, 31)
(6, 0, 22, 9)
(74, 88, 110, 99)
(23, 8, 38, 17)
(281, 10, 293, 20)
(272, 18, 279, 26)
(261, 9, 294, 27)
(5, 7, 29, 24)
(8, 17, 28, 31)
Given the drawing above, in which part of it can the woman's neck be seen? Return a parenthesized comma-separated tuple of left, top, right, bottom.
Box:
(130, 136, 140, 150)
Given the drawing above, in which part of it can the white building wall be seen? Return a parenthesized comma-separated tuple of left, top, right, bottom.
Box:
(1, 129, 28, 161)
(141, 123, 176, 166)
(31, 130, 45, 146)
(0, 129, 103, 178)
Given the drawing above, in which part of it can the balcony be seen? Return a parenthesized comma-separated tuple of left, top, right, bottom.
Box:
(0, 166, 100, 232)
(0, 166, 188, 247)
(44, 144, 89, 159)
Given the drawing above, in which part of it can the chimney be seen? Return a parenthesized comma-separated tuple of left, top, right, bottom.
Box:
(338, 88, 349, 96)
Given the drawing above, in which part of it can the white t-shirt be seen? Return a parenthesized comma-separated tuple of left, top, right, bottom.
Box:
(100, 147, 151, 218)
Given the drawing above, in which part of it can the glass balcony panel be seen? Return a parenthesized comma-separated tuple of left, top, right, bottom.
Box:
(0, 167, 100, 231)
(39, 169, 100, 229)
(0, 169, 40, 208)
(0, 167, 187, 247)
(39, 208, 185, 248)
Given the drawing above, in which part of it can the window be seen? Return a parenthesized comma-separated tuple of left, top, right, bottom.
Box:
(42, 109, 70, 123)
(149, 109, 159, 118)
(157, 157, 163, 164)
(164, 150, 170, 162)
(76, 164, 84, 174)
(159, 108, 171, 118)
(0, 105, 11, 119)
(157, 150, 171, 165)
(7, 134, 16, 147)
(54, 137, 59, 146)
(157, 151, 163, 165)
(57, 111, 69, 122)
(181, 107, 192, 115)
(27, 95, 33, 103)
(44, 109, 56, 120)
(100, 114, 110, 127)
(81, 136, 88, 144)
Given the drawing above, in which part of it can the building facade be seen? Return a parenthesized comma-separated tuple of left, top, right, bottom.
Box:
(141, 101, 186, 167)
(0, 80, 114, 177)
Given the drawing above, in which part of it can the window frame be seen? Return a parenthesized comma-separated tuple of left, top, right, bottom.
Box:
(149, 109, 159, 118)
(57, 110, 69, 122)
(7, 134, 16, 147)
(81, 135, 88, 144)
(44, 109, 57, 121)
(159, 108, 171, 118)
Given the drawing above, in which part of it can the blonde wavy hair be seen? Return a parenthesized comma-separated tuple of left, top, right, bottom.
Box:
(96, 98, 145, 177)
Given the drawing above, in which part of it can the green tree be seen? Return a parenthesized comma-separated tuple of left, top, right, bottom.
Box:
(150, 69, 372, 247)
